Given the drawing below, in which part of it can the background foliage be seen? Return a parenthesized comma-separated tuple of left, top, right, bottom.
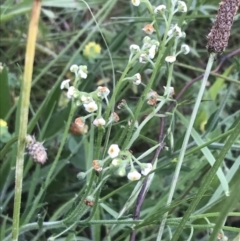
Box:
(0, 0, 240, 240)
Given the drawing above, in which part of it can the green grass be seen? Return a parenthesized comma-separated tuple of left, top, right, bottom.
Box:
(0, 0, 240, 241)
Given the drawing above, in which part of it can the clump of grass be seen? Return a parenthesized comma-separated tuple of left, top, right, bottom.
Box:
(0, 0, 240, 241)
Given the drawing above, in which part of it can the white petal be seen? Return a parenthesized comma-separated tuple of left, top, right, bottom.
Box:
(60, 79, 70, 89)
(108, 144, 120, 158)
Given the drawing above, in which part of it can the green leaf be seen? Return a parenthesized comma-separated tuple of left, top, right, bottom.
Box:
(177, 111, 229, 196)
(0, 68, 11, 119)
(208, 65, 233, 101)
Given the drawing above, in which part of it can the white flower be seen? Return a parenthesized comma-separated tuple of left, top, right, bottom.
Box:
(154, 5, 166, 14)
(141, 163, 153, 176)
(108, 144, 120, 158)
(97, 86, 110, 99)
(83, 101, 98, 113)
(139, 53, 148, 63)
(167, 24, 182, 38)
(165, 56, 176, 63)
(112, 158, 122, 166)
(177, 1, 187, 12)
(67, 86, 76, 99)
(174, 25, 182, 37)
(127, 169, 141, 181)
(78, 65, 88, 79)
(133, 73, 141, 85)
(128, 120, 139, 129)
(130, 44, 140, 53)
(131, 0, 140, 6)
(181, 44, 190, 55)
(93, 117, 106, 127)
(164, 86, 175, 97)
(60, 79, 70, 89)
(181, 32, 186, 38)
(78, 69, 87, 79)
(81, 95, 93, 104)
(70, 64, 79, 73)
(167, 28, 173, 37)
(148, 45, 157, 59)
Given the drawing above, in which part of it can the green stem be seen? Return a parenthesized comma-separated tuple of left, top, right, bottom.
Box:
(156, 53, 216, 241)
(122, 6, 175, 149)
(22, 0, 117, 225)
(12, 1, 41, 240)
(24, 99, 77, 225)
(209, 182, 240, 241)
(170, 60, 240, 241)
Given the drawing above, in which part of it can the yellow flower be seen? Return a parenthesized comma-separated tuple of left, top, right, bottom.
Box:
(83, 42, 101, 59)
(0, 119, 7, 127)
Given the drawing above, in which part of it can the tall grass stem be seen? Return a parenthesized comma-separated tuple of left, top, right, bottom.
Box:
(12, 1, 41, 240)
(156, 53, 216, 241)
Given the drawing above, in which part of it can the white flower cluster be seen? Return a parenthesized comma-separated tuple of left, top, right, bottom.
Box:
(60, 65, 111, 116)
(132, 1, 187, 13)
(129, 37, 160, 65)
(107, 144, 153, 181)
(70, 64, 88, 79)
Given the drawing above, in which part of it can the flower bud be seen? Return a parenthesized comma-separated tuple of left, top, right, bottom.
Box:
(131, 0, 140, 6)
(112, 158, 122, 166)
(110, 112, 120, 123)
(147, 90, 158, 106)
(117, 166, 126, 177)
(142, 24, 155, 35)
(127, 169, 141, 181)
(93, 117, 106, 127)
(141, 163, 153, 176)
(77, 172, 86, 180)
(78, 65, 88, 79)
(25, 135, 47, 164)
(165, 56, 176, 63)
(177, 1, 187, 12)
(70, 64, 78, 73)
(181, 44, 190, 55)
(84, 196, 95, 207)
(143, 36, 151, 44)
(133, 73, 141, 85)
(96, 86, 110, 99)
(130, 44, 140, 54)
(70, 117, 88, 135)
(92, 160, 103, 172)
(60, 79, 70, 90)
(154, 5, 166, 15)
